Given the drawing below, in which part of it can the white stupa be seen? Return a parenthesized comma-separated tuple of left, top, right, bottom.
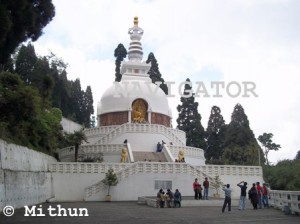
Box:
(73, 16, 204, 165)
(55, 18, 264, 202)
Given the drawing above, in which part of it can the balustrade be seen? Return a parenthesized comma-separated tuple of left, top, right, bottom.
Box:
(269, 190, 300, 214)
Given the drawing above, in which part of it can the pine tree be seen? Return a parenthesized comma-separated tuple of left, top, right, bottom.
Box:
(296, 150, 300, 160)
(222, 103, 261, 165)
(15, 43, 38, 84)
(0, 0, 55, 67)
(70, 79, 84, 123)
(82, 86, 94, 128)
(206, 106, 226, 164)
(114, 43, 127, 82)
(177, 78, 206, 149)
(146, 52, 168, 94)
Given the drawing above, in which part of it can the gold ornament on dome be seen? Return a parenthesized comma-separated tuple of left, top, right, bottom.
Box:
(132, 99, 147, 123)
(134, 16, 138, 26)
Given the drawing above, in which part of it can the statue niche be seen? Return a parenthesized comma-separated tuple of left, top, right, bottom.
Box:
(132, 99, 147, 123)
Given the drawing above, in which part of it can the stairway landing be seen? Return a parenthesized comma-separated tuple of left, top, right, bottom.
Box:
(132, 151, 168, 162)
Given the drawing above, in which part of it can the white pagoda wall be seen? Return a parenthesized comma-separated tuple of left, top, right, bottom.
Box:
(0, 140, 56, 210)
(49, 163, 264, 202)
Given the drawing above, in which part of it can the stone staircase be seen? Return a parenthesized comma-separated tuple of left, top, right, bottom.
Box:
(132, 151, 168, 162)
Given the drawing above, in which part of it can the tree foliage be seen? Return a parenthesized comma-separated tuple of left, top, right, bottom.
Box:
(177, 78, 206, 149)
(0, 72, 63, 154)
(258, 133, 281, 165)
(222, 103, 261, 165)
(65, 128, 88, 162)
(146, 52, 168, 94)
(13, 44, 94, 127)
(102, 168, 118, 196)
(210, 175, 223, 195)
(0, 0, 55, 67)
(296, 150, 300, 160)
(264, 158, 300, 190)
(205, 106, 226, 164)
(114, 43, 127, 82)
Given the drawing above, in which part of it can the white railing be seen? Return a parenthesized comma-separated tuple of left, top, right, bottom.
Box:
(58, 144, 124, 161)
(198, 165, 263, 177)
(94, 123, 185, 146)
(172, 128, 186, 141)
(162, 145, 175, 162)
(83, 125, 119, 138)
(168, 145, 205, 160)
(84, 162, 216, 200)
(269, 190, 300, 214)
(127, 143, 134, 163)
(49, 162, 131, 173)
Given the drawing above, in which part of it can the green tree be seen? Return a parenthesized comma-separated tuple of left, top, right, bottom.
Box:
(146, 52, 168, 94)
(70, 79, 84, 123)
(36, 107, 64, 154)
(0, 0, 55, 67)
(15, 43, 38, 84)
(50, 59, 72, 117)
(210, 175, 223, 197)
(177, 78, 206, 149)
(65, 128, 87, 162)
(206, 106, 226, 164)
(222, 103, 261, 165)
(264, 159, 300, 190)
(102, 168, 118, 196)
(296, 150, 300, 160)
(0, 71, 63, 153)
(258, 133, 281, 165)
(14, 44, 56, 107)
(82, 86, 94, 128)
(114, 43, 127, 82)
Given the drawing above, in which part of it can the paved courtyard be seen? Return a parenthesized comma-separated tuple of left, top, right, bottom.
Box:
(1, 201, 299, 224)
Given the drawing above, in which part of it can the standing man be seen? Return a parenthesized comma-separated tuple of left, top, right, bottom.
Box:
(203, 177, 209, 200)
(193, 178, 200, 199)
(174, 189, 182, 208)
(262, 183, 269, 208)
(249, 183, 258, 209)
(237, 181, 247, 210)
(222, 184, 232, 213)
(166, 189, 174, 208)
(256, 182, 263, 209)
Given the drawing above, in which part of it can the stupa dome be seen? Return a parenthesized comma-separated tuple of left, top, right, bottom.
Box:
(98, 77, 172, 117)
(97, 17, 172, 127)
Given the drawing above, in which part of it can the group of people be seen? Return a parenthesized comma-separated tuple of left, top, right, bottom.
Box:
(221, 180, 270, 213)
(156, 188, 182, 208)
(193, 177, 210, 200)
(248, 182, 270, 210)
(156, 179, 269, 211)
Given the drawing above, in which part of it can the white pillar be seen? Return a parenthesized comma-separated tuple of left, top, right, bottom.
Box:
(128, 108, 132, 123)
(148, 108, 152, 123)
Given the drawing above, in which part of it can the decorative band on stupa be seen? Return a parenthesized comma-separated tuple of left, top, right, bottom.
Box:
(128, 17, 144, 62)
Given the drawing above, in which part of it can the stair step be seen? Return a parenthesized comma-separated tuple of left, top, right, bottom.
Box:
(132, 151, 168, 162)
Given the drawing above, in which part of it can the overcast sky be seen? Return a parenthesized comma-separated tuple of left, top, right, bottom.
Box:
(33, 0, 300, 164)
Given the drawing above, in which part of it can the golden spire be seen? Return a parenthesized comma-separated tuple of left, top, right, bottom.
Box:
(134, 16, 138, 26)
